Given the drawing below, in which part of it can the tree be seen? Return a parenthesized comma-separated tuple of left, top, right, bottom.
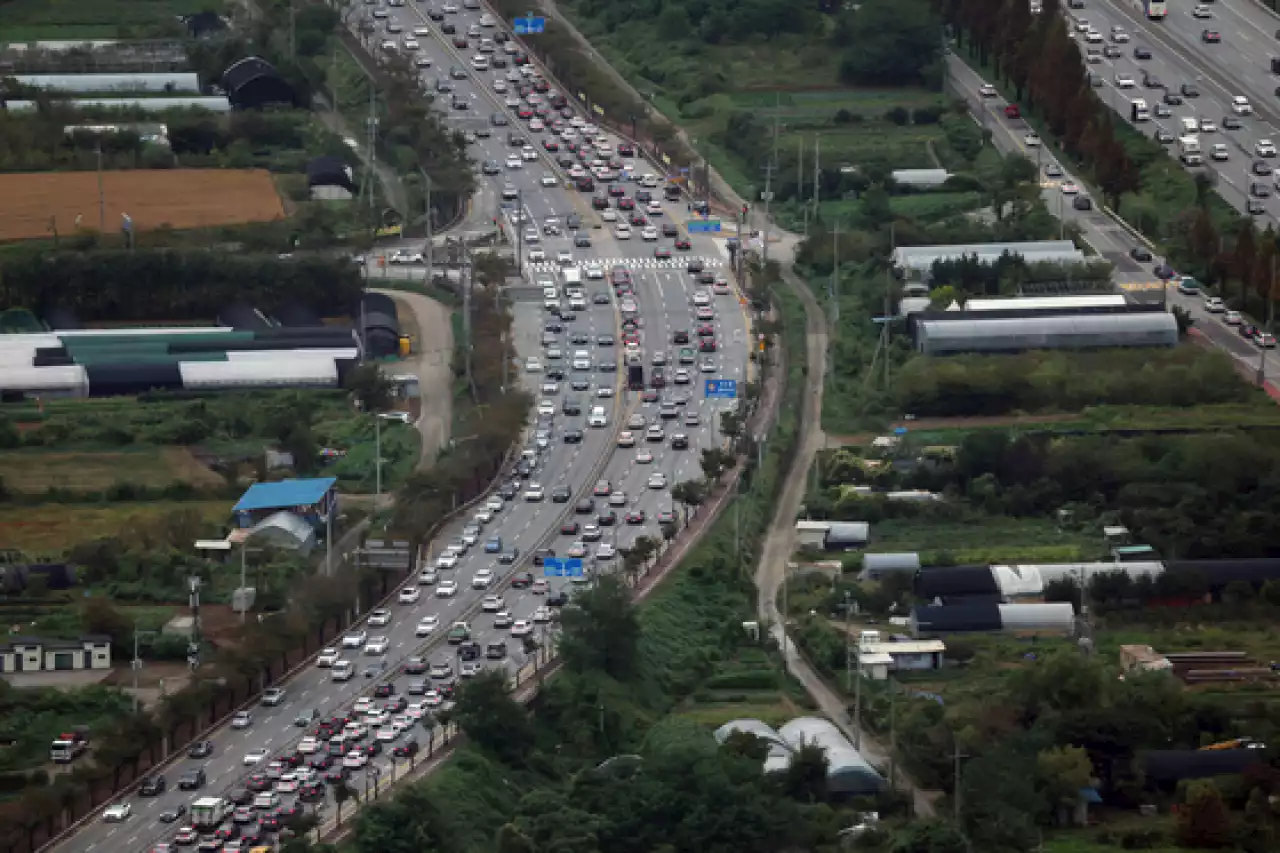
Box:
(1176, 779, 1233, 849)
(345, 363, 394, 413)
(699, 448, 732, 482)
(839, 0, 942, 86)
(558, 576, 641, 680)
(671, 479, 707, 523)
(890, 820, 971, 853)
(779, 741, 829, 802)
(1037, 745, 1092, 824)
(451, 669, 536, 764)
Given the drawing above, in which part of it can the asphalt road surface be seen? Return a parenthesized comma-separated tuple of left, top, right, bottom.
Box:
(68, 5, 749, 853)
(1067, 1, 1280, 218)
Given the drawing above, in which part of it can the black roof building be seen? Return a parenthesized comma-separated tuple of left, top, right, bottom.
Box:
(911, 602, 1002, 634)
(306, 156, 356, 194)
(185, 11, 228, 38)
(222, 57, 296, 110)
(218, 303, 275, 332)
(914, 566, 999, 602)
(1167, 560, 1280, 588)
(1141, 749, 1266, 787)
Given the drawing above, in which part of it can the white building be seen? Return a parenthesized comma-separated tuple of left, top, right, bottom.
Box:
(892, 241, 1087, 282)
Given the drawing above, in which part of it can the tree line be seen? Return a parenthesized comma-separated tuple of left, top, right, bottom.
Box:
(0, 249, 363, 323)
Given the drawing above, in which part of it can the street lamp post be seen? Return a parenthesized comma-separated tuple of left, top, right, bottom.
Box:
(131, 624, 159, 711)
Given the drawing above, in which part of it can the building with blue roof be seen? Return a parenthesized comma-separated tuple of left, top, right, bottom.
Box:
(233, 477, 337, 531)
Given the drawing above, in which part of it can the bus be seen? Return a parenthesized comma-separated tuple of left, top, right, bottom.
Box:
(1140, 0, 1168, 19)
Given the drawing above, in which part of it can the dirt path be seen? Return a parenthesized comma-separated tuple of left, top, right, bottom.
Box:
(377, 290, 454, 470)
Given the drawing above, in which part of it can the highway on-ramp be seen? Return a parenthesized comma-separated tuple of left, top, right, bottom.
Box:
(64, 5, 749, 853)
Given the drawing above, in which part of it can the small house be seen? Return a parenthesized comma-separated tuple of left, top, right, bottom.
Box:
(0, 635, 111, 673)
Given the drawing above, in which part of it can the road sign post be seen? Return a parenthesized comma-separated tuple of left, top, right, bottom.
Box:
(686, 219, 722, 234)
(704, 378, 738, 399)
(513, 14, 546, 34)
(542, 557, 583, 577)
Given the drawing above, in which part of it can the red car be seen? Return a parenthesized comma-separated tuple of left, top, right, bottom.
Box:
(543, 139, 559, 151)
(630, 213, 648, 226)
(617, 197, 635, 210)
(626, 510, 647, 525)
(453, 37, 468, 48)
(699, 339, 718, 352)
(674, 239, 692, 250)
(560, 521, 579, 535)
(696, 324, 715, 337)
(1201, 29, 1220, 43)
(655, 247, 672, 259)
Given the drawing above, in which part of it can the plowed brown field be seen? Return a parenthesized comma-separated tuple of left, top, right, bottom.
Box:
(0, 169, 285, 241)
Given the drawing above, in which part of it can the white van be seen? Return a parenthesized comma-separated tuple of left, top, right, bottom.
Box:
(479, 12, 497, 25)
(588, 406, 608, 428)
(331, 660, 354, 681)
(562, 267, 582, 286)
(1180, 116, 1199, 134)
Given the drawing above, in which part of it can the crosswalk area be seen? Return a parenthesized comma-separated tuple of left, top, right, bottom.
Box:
(524, 255, 726, 275)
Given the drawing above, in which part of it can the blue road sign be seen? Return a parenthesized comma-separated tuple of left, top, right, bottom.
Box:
(513, 15, 546, 34)
(704, 378, 738, 399)
(542, 557, 583, 577)
(686, 219, 722, 234)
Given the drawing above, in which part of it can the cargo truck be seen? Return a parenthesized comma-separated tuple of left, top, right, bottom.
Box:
(50, 728, 90, 763)
(191, 797, 232, 830)
(1135, 0, 1168, 19)
(627, 363, 644, 391)
(1130, 99, 1150, 122)
(1178, 135, 1202, 166)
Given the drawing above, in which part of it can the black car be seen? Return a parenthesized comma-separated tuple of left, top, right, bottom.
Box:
(497, 548, 520, 564)
(139, 775, 166, 796)
(575, 498, 595, 514)
(532, 549, 556, 566)
(1129, 247, 1153, 263)
(159, 805, 187, 824)
(1133, 46, 1152, 59)
(393, 739, 421, 759)
(229, 788, 254, 806)
(597, 510, 617, 526)
(575, 234, 592, 248)
(552, 485, 573, 502)
(486, 641, 508, 659)
(178, 769, 206, 790)
(566, 213, 582, 229)
(1254, 160, 1273, 176)
(563, 429, 584, 443)
(188, 740, 213, 759)
(498, 482, 519, 500)
(458, 641, 482, 661)
(1181, 83, 1200, 98)
(671, 433, 690, 450)
(1223, 116, 1244, 130)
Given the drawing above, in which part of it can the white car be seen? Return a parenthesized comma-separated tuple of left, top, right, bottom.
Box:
(615, 225, 631, 240)
(317, 647, 340, 667)
(585, 264, 604, 279)
(482, 594, 504, 611)
(528, 247, 547, 262)
(364, 636, 390, 655)
(403, 38, 420, 50)
(342, 630, 367, 648)
(521, 146, 537, 161)
(525, 356, 543, 373)
(275, 772, 300, 793)
(541, 172, 558, 187)
(1192, 3, 1212, 17)
(1114, 74, 1135, 89)
(524, 483, 545, 501)
(617, 431, 635, 447)
(343, 751, 368, 769)
(609, 490, 627, 507)
(511, 619, 533, 637)
(1199, 119, 1217, 133)
(979, 84, 997, 98)
(532, 606, 552, 623)
(435, 551, 459, 569)
(1232, 95, 1252, 115)
(398, 587, 421, 604)
(436, 580, 459, 597)
(635, 449, 654, 464)
(597, 543, 617, 560)
(486, 496, 505, 512)
(375, 727, 401, 742)
(1258, 140, 1277, 158)
(537, 400, 555, 416)
(602, 209, 618, 222)
(648, 472, 668, 489)
(299, 736, 320, 755)
(103, 804, 131, 822)
(597, 386, 614, 398)
(641, 227, 659, 241)
(416, 615, 439, 636)
(557, 250, 574, 265)
(369, 608, 392, 627)
(506, 155, 522, 169)
(692, 290, 711, 306)
(473, 569, 496, 589)
(1024, 132, 1041, 147)
(1060, 182, 1079, 194)
(243, 748, 270, 766)
(1210, 143, 1229, 161)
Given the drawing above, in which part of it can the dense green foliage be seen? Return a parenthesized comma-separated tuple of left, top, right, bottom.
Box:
(0, 249, 362, 322)
(0, 682, 131, 773)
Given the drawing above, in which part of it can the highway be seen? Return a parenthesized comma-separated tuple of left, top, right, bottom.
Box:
(68, 5, 748, 853)
(1060, 1, 1280, 218)
(949, 42, 1280, 381)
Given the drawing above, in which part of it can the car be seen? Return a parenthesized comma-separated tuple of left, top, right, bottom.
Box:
(103, 804, 132, 822)
(368, 607, 392, 627)
(397, 586, 421, 605)
(139, 775, 166, 796)
(364, 636, 390, 655)
(473, 569, 496, 589)
(1201, 29, 1221, 43)
(436, 580, 459, 597)
(617, 430, 635, 447)
(1133, 46, 1151, 59)
(648, 472, 668, 489)
(1224, 310, 1243, 325)
(1204, 296, 1226, 313)
(532, 606, 552, 623)
(430, 660, 455, 679)
(244, 748, 270, 766)
(524, 482, 546, 501)
(1257, 140, 1277, 158)
(1060, 182, 1079, 195)
(342, 629, 367, 648)
(1024, 132, 1041, 147)
(317, 647, 340, 667)
(232, 710, 253, 729)
(1114, 74, 1135, 89)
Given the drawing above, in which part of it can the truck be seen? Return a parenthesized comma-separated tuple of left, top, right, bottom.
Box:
(49, 727, 89, 763)
(1130, 99, 1150, 122)
(190, 797, 232, 830)
(1178, 135, 1202, 166)
(627, 363, 644, 391)
(1135, 0, 1168, 19)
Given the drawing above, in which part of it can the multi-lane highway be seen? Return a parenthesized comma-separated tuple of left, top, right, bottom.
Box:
(66, 5, 748, 853)
(1060, 1, 1280, 218)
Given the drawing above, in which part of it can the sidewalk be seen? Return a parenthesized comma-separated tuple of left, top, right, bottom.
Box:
(374, 289, 454, 468)
(313, 95, 410, 218)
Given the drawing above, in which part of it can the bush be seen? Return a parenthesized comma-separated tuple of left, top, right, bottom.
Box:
(703, 669, 780, 690)
(834, 108, 862, 125)
(885, 106, 910, 126)
(912, 105, 944, 124)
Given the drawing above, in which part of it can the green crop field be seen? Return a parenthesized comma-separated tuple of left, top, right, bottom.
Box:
(0, 0, 220, 41)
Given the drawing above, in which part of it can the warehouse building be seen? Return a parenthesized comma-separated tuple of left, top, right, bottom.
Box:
(793, 520, 869, 552)
(910, 305, 1178, 355)
(915, 562, 1167, 603)
(232, 477, 338, 531)
(892, 241, 1086, 282)
(859, 552, 921, 581)
(307, 156, 356, 200)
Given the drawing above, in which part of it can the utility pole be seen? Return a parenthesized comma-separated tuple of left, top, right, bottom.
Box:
(798, 136, 807, 237)
(843, 590, 852, 693)
(462, 243, 477, 402)
(421, 169, 434, 286)
(830, 220, 841, 328)
(239, 544, 248, 624)
(762, 92, 781, 265)
(515, 188, 524, 278)
(853, 622, 863, 750)
(186, 576, 202, 671)
(888, 677, 898, 789)
(1259, 254, 1275, 387)
(883, 223, 896, 390)
(954, 741, 969, 822)
(375, 413, 383, 501)
(96, 144, 105, 233)
(813, 135, 821, 220)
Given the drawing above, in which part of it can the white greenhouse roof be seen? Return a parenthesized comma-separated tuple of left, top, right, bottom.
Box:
(893, 241, 1085, 274)
(0, 365, 87, 393)
(6, 97, 231, 114)
(14, 73, 201, 93)
(778, 717, 885, 794)
(179, 358, 339, 388)
(914, 311, 1178, 355)
(247, 510, 317, 555)
(965, 294, 1128, 311)
(997, 603, 1075, 631)
(226, 349, 360, 362)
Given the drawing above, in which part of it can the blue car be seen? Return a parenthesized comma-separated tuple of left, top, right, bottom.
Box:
(484, 537, 503, 554)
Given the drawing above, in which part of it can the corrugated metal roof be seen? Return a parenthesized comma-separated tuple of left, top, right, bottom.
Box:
(861, 552, 920, 574)
(893, 241, 1084, 273)
(912, 603, 1002, 634)
(914, 311, 1178, 355)
(178, 358, 339, 388)
(0, 365, 87, 393)
(13, 73, 200, 92)
(5, 97, 232, 113)
(246, 510, 317, 555)
(234, 478, 337, 513)
(825, 522, 869, 543)
(997, 603, 1075, 631)
(915, 566, 998, 600)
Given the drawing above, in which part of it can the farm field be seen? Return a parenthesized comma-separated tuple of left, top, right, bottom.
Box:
(0, 501, 229, 554)
(0, 170, 285, 241)
(0, 447, 223, 493)
(0, 0, 218, 41)
(869, 517, 1105, 565)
